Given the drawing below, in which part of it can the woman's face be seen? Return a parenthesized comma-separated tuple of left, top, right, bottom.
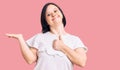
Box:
(45, 4, 63, 27)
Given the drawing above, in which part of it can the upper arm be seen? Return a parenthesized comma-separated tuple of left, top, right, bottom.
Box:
(30, 47, 38, 61)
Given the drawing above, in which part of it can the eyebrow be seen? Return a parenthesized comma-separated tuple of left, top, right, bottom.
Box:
(46, 8, 58, 14)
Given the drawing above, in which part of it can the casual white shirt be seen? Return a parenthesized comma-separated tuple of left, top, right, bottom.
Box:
(26, 31, 87, 70)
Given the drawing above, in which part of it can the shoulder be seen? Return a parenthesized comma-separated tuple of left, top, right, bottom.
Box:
(32, 33, 43, 38)
(27, 33, 44, 41)
(67, 33, 80, 40)
(33, 32, 47, 38)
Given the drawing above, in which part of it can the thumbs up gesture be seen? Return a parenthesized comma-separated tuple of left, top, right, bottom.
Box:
(53, 35, 65, 51)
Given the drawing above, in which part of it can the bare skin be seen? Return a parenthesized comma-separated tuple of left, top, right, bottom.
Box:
(6, 34, 38, 64)
(6, 4, 87, 67)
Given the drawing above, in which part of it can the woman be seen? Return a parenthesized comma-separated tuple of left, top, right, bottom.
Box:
(6, 2, 88, 70)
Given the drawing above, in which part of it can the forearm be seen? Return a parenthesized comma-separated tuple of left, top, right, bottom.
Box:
(61, 45, 87, 67)
(18, 37, 37, 64)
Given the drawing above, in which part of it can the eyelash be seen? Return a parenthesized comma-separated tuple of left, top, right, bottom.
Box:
(47, 10, 57, 16)
(54, 10, 57, 13)
(47, 14, 50, 16)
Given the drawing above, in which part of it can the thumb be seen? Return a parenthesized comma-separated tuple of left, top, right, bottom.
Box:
(59, 35, 63, 40)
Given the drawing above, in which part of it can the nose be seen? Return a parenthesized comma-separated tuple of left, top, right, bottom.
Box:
(51, 13, 56, 17)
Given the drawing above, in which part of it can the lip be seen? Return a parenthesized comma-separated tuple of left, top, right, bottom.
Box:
(52, 15, 60, 21)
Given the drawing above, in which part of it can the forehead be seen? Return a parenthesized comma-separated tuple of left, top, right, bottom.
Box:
(46, 4, 59, 13)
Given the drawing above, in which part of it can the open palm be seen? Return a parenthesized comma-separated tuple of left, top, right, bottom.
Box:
(6, 33, 23, 39)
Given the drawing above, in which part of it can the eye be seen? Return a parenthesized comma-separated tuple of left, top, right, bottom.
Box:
(47, 14, 51, 16)
(54, 10, 57, 13)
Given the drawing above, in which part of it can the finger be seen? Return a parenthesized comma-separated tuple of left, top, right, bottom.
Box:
(59, 28, 62, 35)
(6, 34, 13, 36)
(6, 34, 11, 37)
(5, 34, 15, 38)
(59, 35, 63, 40)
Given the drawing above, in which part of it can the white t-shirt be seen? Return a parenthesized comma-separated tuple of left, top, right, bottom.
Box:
(26, 32, 87, 70)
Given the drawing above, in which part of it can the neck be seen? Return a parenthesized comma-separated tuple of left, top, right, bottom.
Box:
(50, 24, 66, 36)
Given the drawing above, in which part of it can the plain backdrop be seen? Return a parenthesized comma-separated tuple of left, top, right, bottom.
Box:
(0, 0, 120, 70)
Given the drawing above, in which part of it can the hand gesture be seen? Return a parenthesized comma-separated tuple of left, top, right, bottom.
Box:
(53, 35, 65, 51)
(6, 33, 23, 39)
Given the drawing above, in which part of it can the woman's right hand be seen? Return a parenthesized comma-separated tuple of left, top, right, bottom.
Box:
(6, 33, 23, 39)
(6, 33, 38, 64)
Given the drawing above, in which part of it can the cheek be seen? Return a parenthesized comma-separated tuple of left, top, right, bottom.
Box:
(46, 17, 52, 24)
(61, 14, 63, 19)
(59, 13, 63, 19)
(59, 14, 63, 20)
(46, 17, 51, 21)
(58, 11, 63, 17)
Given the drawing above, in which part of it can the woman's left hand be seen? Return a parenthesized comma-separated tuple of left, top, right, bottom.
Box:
(53, 35, 65, 51)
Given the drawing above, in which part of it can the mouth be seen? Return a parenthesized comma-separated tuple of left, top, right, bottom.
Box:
(52, 15, 60, 21)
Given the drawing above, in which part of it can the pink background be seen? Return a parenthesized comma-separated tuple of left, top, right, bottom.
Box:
(0, 0, 120, 70)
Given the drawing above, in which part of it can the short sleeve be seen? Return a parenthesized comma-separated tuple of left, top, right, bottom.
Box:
(26, 34, 40, 49)
(74, 37, 88, 52)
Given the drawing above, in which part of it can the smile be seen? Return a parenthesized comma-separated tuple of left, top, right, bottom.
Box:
(52, 15, 60, 21)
